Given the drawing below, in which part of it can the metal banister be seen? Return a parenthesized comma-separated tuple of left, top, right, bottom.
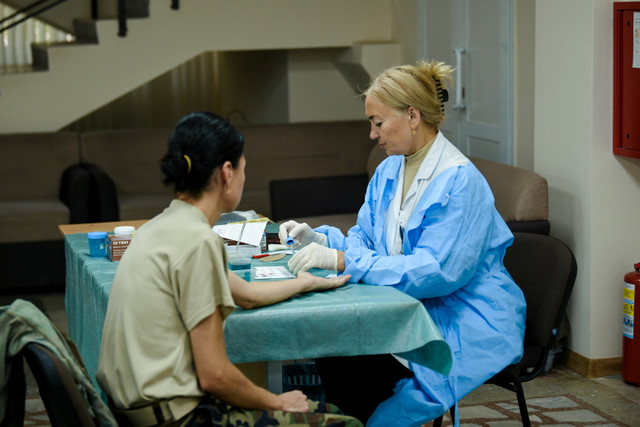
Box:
(0, 0, 56, 25)
(117, 0, 127, 36)
(117, 0, 180, 37)
(1, 0, 180, 37)
(0, 0, 68, 34)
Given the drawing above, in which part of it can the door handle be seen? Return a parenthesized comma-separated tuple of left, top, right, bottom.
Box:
(453, 48, 466, 111)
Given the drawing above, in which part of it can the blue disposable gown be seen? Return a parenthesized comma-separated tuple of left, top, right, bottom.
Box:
(315, 134, 526, 427)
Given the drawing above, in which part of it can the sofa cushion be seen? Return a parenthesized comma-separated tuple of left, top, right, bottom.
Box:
(237, 189, 270, 220)
(239, 121, 372, 186)
(0, 200, 69, 243)
(118, 194, 174, 221)
(0, 132, 79, 245)
(0, 132, 79, 200)
(80, 128, 175, 198)
(240, 120, 372, 218)
(79, 122, 373, 221)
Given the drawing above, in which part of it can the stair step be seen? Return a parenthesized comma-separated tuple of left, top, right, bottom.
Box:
(0, 64, 43, 75)
(73, 18, 98, 44)
(30, 40, 97, 72)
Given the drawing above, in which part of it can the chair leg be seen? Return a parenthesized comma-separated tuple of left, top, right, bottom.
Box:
(513, 380, 531, 427)
(431, 406, 454, 427)
(6, 355, 26, 426)
(487, 366, 531, 427)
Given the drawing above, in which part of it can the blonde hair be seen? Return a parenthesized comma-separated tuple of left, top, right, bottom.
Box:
(363, 59, 454, 128)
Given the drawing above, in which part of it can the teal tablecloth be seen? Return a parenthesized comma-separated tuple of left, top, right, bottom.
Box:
(64, 232, 452, 393)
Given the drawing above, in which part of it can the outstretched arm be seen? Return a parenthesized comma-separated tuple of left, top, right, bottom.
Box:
(228, 270, 351, 310)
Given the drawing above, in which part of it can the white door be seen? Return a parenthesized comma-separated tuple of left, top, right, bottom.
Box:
(418, 0, 514, 164)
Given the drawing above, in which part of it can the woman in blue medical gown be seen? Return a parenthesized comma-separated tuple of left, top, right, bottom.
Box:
(279, 60, 526, 427)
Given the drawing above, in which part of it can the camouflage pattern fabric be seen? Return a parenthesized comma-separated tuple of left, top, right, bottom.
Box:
(182, 397, 364, 427)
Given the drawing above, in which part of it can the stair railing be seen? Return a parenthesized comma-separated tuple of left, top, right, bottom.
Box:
(0, 0, 68, 34)
(2, 0, 180, 37)
(113, 0, 180, 37)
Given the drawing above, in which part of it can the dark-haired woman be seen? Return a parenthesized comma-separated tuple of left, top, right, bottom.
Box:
(96, 111, 361, 427)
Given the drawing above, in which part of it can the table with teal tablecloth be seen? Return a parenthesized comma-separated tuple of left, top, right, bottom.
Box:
(64, 232, 452, 394)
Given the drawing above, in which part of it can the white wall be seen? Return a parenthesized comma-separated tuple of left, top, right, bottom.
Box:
(513, 0, 535, 170)
(287, 49, 365, 123)
(535, 0, 640, 360)
(216, 50, 291, 125)
(0, 0, 400, 132)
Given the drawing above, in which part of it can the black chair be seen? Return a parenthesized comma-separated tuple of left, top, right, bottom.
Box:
(433, 232, 577, 427)
(269, 173, 368, 222)
(22, 342, 97, 426)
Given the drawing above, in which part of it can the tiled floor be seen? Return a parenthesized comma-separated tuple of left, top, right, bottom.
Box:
(448, 367, 640, 426)
(6, 291, 640, 426)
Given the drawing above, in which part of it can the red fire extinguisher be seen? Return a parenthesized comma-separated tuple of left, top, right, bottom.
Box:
(623, 262, 640, 385)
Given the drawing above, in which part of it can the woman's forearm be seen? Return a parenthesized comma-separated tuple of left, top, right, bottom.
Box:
(228, 271, 311, 309)
(191, 311, 289, 411)
(200, 359, 283, 409)
(228, 271, 349, 310)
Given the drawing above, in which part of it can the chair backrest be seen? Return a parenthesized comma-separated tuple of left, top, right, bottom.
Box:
(469, 157, 548, 224)
(503, 233, 577, 381)
(22, 342, 97, 427)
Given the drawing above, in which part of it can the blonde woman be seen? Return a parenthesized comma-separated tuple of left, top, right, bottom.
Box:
(280, 61, 526, 426)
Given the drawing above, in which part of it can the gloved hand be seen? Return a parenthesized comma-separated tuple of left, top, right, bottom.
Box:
(278, 220, 328, 249)
(288, 242, 338, 275)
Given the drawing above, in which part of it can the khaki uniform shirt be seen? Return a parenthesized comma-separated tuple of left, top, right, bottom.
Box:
(97, 199, 235, 415)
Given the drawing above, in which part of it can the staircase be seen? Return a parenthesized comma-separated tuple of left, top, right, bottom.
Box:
(0, 0, 401, 133)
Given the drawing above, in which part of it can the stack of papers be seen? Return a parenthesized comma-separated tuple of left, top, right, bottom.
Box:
(213, 217, 269, 247)
(253, 266, 295, 280)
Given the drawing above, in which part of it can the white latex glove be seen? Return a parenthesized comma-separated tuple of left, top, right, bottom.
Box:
(288, 242, 338, 275)
(278, 220, 328, 249)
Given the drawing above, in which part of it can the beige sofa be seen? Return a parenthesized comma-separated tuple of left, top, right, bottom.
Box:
(0, 132, 89, 291)
(0, 120, 548, 293)
(79, 120, 373, 222)
(79, 128, 176, 222)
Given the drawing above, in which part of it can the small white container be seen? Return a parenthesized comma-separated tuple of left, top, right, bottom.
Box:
(114, 226, 135, 236)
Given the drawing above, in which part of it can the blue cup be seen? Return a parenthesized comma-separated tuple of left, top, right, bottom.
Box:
(87, 231, 107, 257)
